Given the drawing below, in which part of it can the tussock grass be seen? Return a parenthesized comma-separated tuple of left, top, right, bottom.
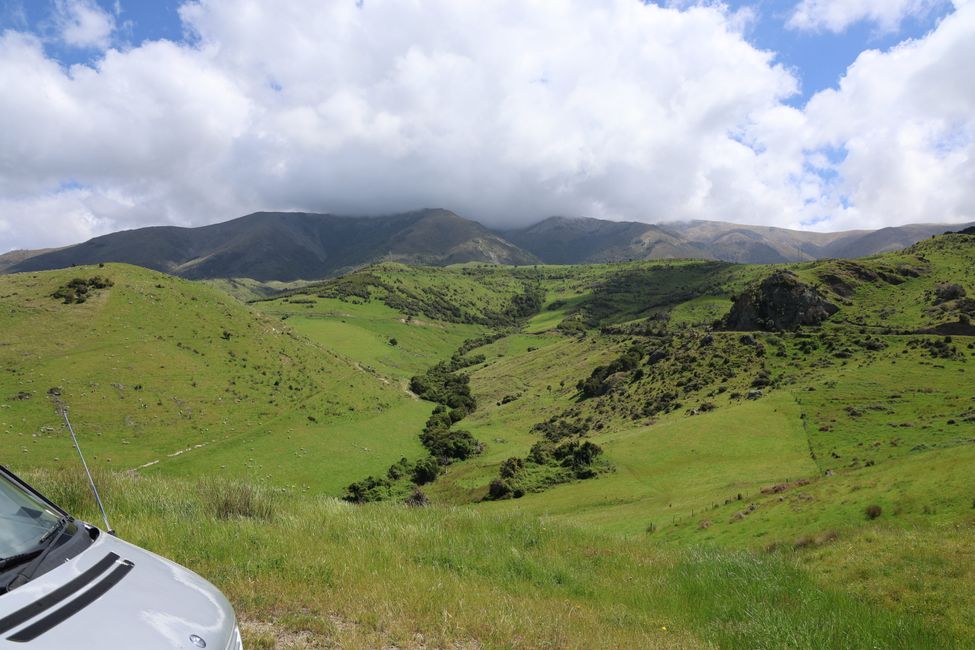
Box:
(198, 477, 276, 521)
(21, 469, 951, 649)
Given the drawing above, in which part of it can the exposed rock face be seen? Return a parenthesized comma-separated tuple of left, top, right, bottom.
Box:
(722, 271, 838, 331)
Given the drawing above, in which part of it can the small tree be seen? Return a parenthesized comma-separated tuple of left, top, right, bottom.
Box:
(411, 456, 440, 485)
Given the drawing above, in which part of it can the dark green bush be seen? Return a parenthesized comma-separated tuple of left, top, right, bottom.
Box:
(51, 276, 114, 304)
(386, 457, 413, 480)
(343, 476, 392, 504)
(488, 479, 513, 499)
(420, 429, 482, 462)
(411, 457, 441, 485)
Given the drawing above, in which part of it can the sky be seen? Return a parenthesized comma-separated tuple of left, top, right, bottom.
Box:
(0, 0, 972, 251)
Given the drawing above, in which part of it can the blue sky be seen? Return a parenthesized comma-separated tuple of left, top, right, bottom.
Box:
(729, 0, 954, 102)
(0, 0, 971, 249)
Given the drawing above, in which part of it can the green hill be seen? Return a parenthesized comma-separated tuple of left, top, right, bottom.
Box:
(2, 232, 974, 647)
(6, 210, 537, 280)
(0, 264, 437, 493)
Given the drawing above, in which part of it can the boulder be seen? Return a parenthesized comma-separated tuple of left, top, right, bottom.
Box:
(722, 270, 838, 331)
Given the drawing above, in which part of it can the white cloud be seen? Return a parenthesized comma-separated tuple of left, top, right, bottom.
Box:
(54, 0, 116, 49)
(788, 0, 947, 33)
(800, 1, 975, 229)
(0, 0, 973, 251)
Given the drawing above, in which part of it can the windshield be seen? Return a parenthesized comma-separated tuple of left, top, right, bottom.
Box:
(0, 472, 63, 560)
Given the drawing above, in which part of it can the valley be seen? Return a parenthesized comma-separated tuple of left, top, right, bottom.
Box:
(1, 231, 974, 647)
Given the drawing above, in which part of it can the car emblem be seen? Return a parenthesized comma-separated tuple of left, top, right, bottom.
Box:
(189, 634, 207, 648)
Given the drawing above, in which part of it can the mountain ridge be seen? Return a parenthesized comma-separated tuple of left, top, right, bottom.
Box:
(4, 210, 971, 281)
(6, 209, 537, 281)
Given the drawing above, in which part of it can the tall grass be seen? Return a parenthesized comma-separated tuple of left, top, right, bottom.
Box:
(670, 549, 942, 649)
(17, 469, 951, 649)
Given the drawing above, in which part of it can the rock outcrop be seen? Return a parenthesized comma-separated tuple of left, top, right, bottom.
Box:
(722, 271, 838, 331)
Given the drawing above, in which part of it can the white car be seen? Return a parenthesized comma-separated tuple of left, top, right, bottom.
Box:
(0, 465, 241, 649)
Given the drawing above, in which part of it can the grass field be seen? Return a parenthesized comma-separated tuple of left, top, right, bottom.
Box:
(24, 468, 953, 649)
(254, 295, 484, 381)
(2, 233, 975, 646)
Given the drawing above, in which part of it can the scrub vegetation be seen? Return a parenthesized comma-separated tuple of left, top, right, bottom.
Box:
(2, 231, 975, 647)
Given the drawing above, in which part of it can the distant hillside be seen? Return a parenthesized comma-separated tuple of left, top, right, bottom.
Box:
(500, 216, 708, 263)
(5, 209, 536, 281)
(0, 247, 64, 272)
(502, 217, 973, 264)
(6, 210, 971, 281)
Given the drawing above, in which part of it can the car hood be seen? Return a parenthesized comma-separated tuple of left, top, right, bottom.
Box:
(0, 529, 237, 649)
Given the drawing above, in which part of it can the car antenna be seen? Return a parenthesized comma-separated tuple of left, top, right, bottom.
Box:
(48, 388, 115, 535)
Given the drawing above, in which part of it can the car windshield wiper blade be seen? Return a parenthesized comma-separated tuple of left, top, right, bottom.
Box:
(0, 516, 70, 571)
(0, 516, 73, 591)
(0, 548, 44, 572)
(37, 515, 71, 546)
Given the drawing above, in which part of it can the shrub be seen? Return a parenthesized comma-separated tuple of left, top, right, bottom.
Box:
(865, 504, 882, 520)
(51, 276, 114, 304)
(411, 456, 441, 485)
(506, 285, 544, 320)
(934, 283, 966, 304)
(343, 476, 392, 504)
(527, 441, 554, 465)
(488, 479, 512, 500)
(577, 347, 646, 398)
(553, 440, 604, 477)
(531, 417, 588, 442)
(499, 457, 524, 479)
(409, 363, 476, 411)
(404, 488, 429, 507)
(420, 429, 482, 462)
(386, 457, 413, 480)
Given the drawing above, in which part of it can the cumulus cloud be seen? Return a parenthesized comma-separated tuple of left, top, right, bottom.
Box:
(0, 0, 972, 251)
(54, 0, 116, 49)
(801, 1, 975, 229)
(788, 0, 948, 33)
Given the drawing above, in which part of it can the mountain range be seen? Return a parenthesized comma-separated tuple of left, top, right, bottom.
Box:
(1, 209, 969, 281)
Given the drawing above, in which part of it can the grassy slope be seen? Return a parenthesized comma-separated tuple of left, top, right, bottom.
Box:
(201, 277, 312, 302)
(428, 233, 975, 642)
(0, 264, 429, 493)
(27, 468, 949, 649)
(2, 235, 974, 646)
(255, 295, 483, 382)
(480, 393, 817, 535)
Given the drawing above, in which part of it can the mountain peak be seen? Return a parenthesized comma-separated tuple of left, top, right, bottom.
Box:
(5, 212, 971, 281)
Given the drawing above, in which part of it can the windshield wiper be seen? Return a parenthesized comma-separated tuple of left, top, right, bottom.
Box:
(0, 516, 72, 591)
(37, 515, 71, 546)
(0, 549, 45, 573)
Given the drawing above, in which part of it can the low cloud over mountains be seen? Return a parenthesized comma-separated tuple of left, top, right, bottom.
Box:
(1, 0, 973, 250)
(3, 210, 967, 282)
